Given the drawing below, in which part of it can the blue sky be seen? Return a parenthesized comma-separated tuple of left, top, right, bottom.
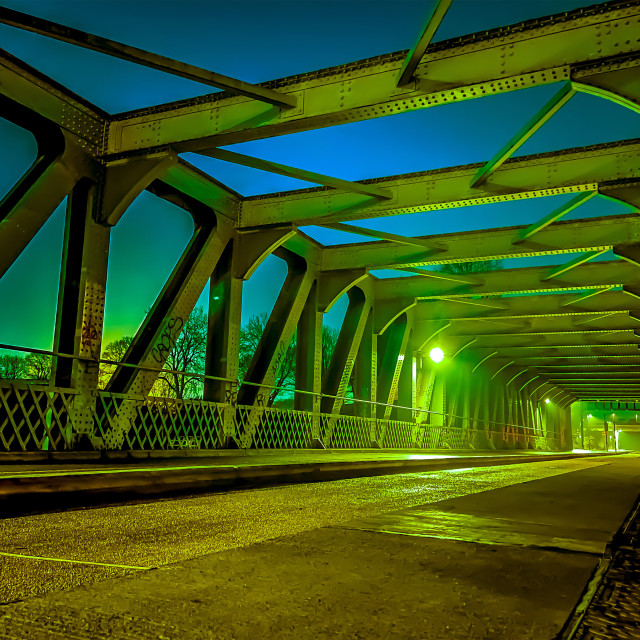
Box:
(0, 0, 638, 351)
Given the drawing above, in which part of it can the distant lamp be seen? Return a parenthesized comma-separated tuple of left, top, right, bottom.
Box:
(587, 414, 593, 419)
(545, 398, 551, 404)
(429, 347, 445, 363)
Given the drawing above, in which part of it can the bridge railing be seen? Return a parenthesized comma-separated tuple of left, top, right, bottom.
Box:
(0, 380, 564, 453)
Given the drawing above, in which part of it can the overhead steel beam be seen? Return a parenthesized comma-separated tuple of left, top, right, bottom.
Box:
(471, 83, 575, 188)
(471, 351, 497, 373)
(153, 159, 242, 221)
(396, 0, 454, 86)
(244, 140, 640, 228)
(0, 7, 297, 109)
(413, 290, 640, 323)
(430, 325, 640, 340)
(106, 2, 640, 154)
(512, 192, 597, 244)
(373, 260, 633, 301)
(322, 210, 640, 271)
(0, 48, 106, 151)
(469, 344, 640, 358)
(573, 81, 640, 116)
(562, 287, 615, 307)
(490, 361, 516, 380)
(198, 148, 391, 199)
(543, 249, 609, 280)
(615, 243, 640, 267)
(573, 311, 622, 326)
(388, 267, 479, 285)
(320, 223, 445, 251)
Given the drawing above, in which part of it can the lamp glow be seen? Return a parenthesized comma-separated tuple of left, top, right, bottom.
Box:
(545, 398, 551, 404)
(429, 347, 445, 363)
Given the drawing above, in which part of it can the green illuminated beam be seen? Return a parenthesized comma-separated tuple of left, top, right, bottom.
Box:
(519, 375, 540, 392)
(389, 267, 478, 284)
(543, 249, 608, 281)
(513, 192, 597, 244)
(471, 351, 498, 373)
(561, 287, 615, 307)
(561, 383, 640, 387)
(396, 0, 454, 86)
(491, 361, 515, 380)
(321, 223, 445, 250)
(198, 148, 392, 199)
(451, 339, 477, 360)
(506, 370, 528, 386)
(547, 390, 566, 402)
(625, 285, 640, 301)
(470, 82, 575, 188)
(615, 243, 640, 268)
(0, 7, 297, 109)
(438, 297, 507, 310)
(418, 322, 451, 351)
(572, 81, 640, 116)
(573, 311, 621, 326)
(531, 381, 552, 396)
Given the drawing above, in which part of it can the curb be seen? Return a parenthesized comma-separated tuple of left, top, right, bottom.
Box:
(0, 451, 621, 517)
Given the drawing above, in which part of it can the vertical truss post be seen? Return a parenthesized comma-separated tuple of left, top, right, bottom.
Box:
(237, 248, 316, 447)
(376, 313, 412, 424)
(321, 285, 373, 444)
(396, 331, 414, 424)
(460, 372, 471, 448)
(353, 307, 374, 420)
(295, 280, 322, 442)
(430, 374, 445, 440)
(471, 82, 575, 188)
(204, 239, 242, 442)
(53, 179, 110, 448)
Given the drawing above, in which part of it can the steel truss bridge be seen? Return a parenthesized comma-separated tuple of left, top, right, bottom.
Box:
(0, 1, 639, 453)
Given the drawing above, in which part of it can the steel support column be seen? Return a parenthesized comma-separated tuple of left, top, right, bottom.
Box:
(321, 284, 372, 417)
(204, 239, 242, 443)
(295, 280, 322, 426)
(53, 178, 110, 447)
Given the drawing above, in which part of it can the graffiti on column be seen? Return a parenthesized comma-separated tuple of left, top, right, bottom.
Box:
(151, 316, 184, 363)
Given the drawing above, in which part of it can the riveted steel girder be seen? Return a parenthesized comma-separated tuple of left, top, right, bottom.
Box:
(452, 331, 640, 350)
(105, 1, 640, 155)
(0, 48, 106, 152)
(373, 260, 637, 301)
(414, 290, 640, 323)
(469, 344, 640, 358)
(0, 7, 297, 110)
(323, 211, 640, 271)
(243, 141, 640, 228)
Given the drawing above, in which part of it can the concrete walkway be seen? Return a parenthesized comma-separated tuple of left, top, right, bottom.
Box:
(0, 449, 618, 516)
(0, 454, 637, 639)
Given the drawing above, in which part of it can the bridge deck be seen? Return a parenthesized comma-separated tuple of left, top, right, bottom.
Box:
(1, 453, 638, 639)
(0, 449, 617, 516)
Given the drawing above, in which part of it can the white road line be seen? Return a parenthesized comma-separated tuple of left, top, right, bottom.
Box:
(0, 551, 150, 570)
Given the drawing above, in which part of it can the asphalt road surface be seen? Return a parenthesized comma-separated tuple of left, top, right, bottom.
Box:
(0, 456, 613, 604)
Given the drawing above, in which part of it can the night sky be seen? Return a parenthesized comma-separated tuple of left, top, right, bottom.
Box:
(0, 0, 638, 352)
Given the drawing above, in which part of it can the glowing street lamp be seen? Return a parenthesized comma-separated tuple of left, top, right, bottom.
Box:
(429, 347, 445, 363)
(545, 398, 551, 404)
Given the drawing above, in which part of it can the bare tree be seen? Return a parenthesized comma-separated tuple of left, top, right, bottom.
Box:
(238, 315, 342, 405)
(25, 353, 52, 382)
(100, 336, 133, 389)
(0, 355, 27, 380)
(321, 326, 339, 376)
(439, 259, 503, 274)
(239, 312, 296, 405)
(158, 306, 207, 399)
